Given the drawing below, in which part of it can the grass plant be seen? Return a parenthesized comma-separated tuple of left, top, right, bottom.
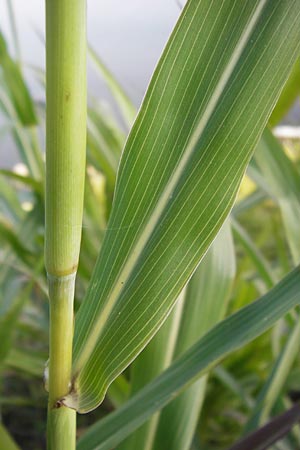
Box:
(0, 1, 300, 449)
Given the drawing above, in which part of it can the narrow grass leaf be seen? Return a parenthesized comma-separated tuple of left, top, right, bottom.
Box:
(118, 291, 186, 450)
(76, 267, 300, 450)
(233, 189, 267, 216)
(0, 30, 37, 126)
(269, 58, 300, 127)
(5, 348, 45, 378)
(89, 47, 136, 128)
(151, 222, 235, 450)
(106, 375, 130, 409)
(253, 128, 300, 264)
(244, 318, 300, 433)
(214, 366, 254, 410)
(0, 86, 43, 179)
(231, 219, 276, 289)
(0, 175, 24, 224)
(0, 423, 20, 450)
(0, 169, 43, 195)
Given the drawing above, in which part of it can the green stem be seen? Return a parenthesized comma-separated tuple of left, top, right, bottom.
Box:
(45, 0, 86, 448)
(47, 274, 76, 449)
(48, 275, 75, 404)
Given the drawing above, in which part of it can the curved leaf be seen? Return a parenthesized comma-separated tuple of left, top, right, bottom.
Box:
(69, 0, 300, 413)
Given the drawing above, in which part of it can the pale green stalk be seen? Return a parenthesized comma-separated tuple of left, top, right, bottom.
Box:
(45, 0, 86, 448)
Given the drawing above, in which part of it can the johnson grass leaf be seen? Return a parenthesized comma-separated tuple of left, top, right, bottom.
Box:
(68, 0, 300, 413)
(76, 267, 300, 450)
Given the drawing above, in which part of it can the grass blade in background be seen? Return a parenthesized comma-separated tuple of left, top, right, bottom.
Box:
(5, 0, 21, 64)
(231, 219, 276, 290)
(269, 58, 300, 127)
(0, 175, 24, 224)
(253, 128, 300, 264)
(244, 317, 300, 434)
(67, 0, 300, 413)
(0, 85, 43, 179)
(228, 403, 300, 450)
(150, 221, 235, 450)
(0, 30, 37, 126)
(89, 47, 136, 128)
(118, 291, 185, 450)
(76, 267, 300, 450)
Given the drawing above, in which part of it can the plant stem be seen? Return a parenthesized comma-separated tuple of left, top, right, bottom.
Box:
(45, 0, 86, 448)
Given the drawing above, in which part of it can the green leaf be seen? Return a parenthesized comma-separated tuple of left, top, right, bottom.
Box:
(0, 290, 27, 363)
(253, 128, 300, 264)
(5, 348, 45, 378)
(0, 218, 34, 266)
(269, 58, 300, 127)
(0, 175, 24, 224)
(118, 290, 186, 450)
(0, 87, 43, 179)
(151, 222, 235, 450)
(106, 375, 130, 409)
(87, 116, 119, 188)
(213, 366, 254, 410)
(0, 423, 20, 450)
(0, 30, 37, 126)
(119, 222, 234, 450)
(76, 267, 300, 450)
(0, 169, 43, 195)
(88, 47, 136, 128)
(231, 219, 276, 289)
(233, 189, 267, 216)
(69, 0, 300, 413)
(244, 317, 300, 433)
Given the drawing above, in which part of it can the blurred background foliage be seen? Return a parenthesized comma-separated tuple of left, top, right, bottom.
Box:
(0, 2, 300, 449)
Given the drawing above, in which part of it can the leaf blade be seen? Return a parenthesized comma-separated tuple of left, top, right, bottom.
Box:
(70, 0, 300, 413)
